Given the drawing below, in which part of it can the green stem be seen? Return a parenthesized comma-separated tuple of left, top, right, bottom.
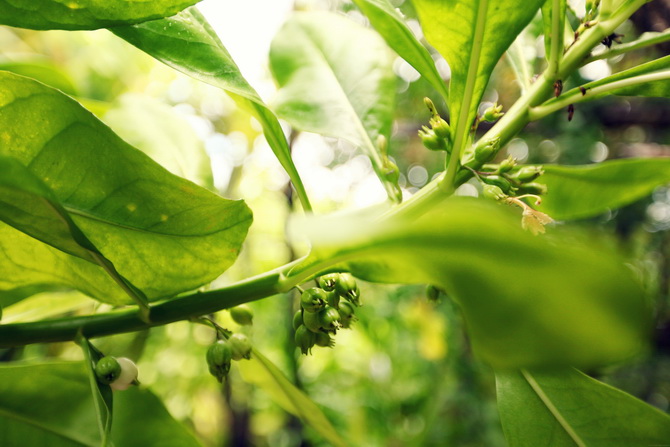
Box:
(583, 29, 670, 65)
(547, 0, 564, 78)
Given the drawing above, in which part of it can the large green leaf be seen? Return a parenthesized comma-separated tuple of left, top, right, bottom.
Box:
(413, 0, 544, 153)
(539, 158, 670, 220)
(295, 197, 649, 369)
(496, 368, 670, 446)
(238, 349, 350, 447)
(269, 11, 400, 202)
(103, 94, 213, 189)
(0, 361, 203, 446)
(0, 155, 150, 311)
(351, 0, 449, 101)
(0, 71, 252, 304)
(111, 8, 312, 211)
(0, 0, 201, 30)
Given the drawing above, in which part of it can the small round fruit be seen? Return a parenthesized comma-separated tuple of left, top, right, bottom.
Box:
(303, 309, 323, 333)
(95, 356, 121, 385)
(317, 274, 339, 292)
(230, 305, 253, 326)
(334, 274, 360, 303)
(314, 331, 335, 348)
(318, 306, 341, 333)
(206, 340, 232, 382)
(292, 310, 304, 331)
(301, 288, 327, 312)
(326, 291, 340, 309)
(338, 301, 357, 328)
(229, 333, 252, 360)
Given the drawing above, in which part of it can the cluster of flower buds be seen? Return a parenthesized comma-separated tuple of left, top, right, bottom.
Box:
(95, 356, 139, 391)
(418, 98, 451, 152)
(206, 333, 252, 382)
(293, 273, 361, 355)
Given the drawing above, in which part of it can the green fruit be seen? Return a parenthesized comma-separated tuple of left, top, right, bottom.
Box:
(301, 288, 327, 312)
(318, 306, 341, 333)
(498, 156, 516, 174)
(482, 184, 506, 201)
(292, 310, 304, 331)
(294, 325, 316, 355)
(95, 356, 122, 385)
(517, 182, 548, 195)
(315, 331, 335, 348)
(481, 175, 512, 194)
(230, 304, 253, 326)
(338, 301, 357, 328)
(334, 273, 360, 304)
(206, 340, 232, 382)
(512, 166, 544, 182)
(317, 274, 339, 291)
(303, 309, 323, 333)
(229, 333, 252, 360)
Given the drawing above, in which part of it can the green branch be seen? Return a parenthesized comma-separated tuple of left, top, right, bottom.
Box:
(547, 0, 564, 78)
(583, 29, 670, 65)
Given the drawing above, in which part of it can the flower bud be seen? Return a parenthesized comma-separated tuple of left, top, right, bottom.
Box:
(429, 115, 451, 140)
(229, 304, 253, 326)
(474, 137, 500, 163)
(110, 358, 139, 391)
(498, 156, 516, 174)
(482, 103, 504, 122)
(419, 127, 446, 151)
(301, 287, 327, 312)
(294, 325, 316, 355)
(481, 175, 512, 194)
(512, 166, 544, 182)
(206, 340, 232, 382)
(517, 182, 548, 195)
(482, 184, 507, 201)
(229, 333, 252, 360)
(292, 310, 304, 331)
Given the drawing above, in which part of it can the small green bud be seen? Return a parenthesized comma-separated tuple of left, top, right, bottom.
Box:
(318, 306, 341, 333)
(301, 287, 327, 312)
(482, 103, 504, 122)
(383, 159, 400, 185)
(303, 310, 323, 333)
(334, 274, 360, 306)
(474, 137, 500, 163)
(314, 331, 335, 348)
(292, 310, 304, 331)
(207, 340, 232, 382)
(294, 325, 316, 355)
(317, 274, 339, 292)
(338, 301, 357, 328)
(419, 127, 446, 151)
(229, 304, 253, 326)
(229, 333, 252, 360)
(482, 184, 507, 201)
(95, 356, 122, 385)
(498, 156, 516, 174)
(517, 182, 548, 195)
(111, 357, 139, 391)
(429, 115, 451, 140)
(481, 175, 513, 194)
(512, 166, 544, 182)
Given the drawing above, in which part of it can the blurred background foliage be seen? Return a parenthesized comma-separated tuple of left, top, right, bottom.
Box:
(1, 0, 669, 446)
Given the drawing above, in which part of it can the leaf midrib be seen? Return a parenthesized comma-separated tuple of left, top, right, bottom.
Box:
(521, 369, 587, 447)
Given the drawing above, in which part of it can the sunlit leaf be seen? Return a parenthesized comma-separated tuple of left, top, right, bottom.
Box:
(295, 197, 649, 369)
(1, 290, 91, 323)
(351, 0, 449, 101)
(112, 8, 312, 211)
(0, 361, 203, 446)
(238, 349, 351, 447)
(539, 158, 670, 220)
(496, 368, 670, 446)
(413, 0, 544, 152)
(269, 11, 400, 202)
(0, 71, 252, 304)
(103, 94, 214, 189)
(79, 338, 114, 446)
(0, 60, 77, 95)
(0, 0, 201, 30)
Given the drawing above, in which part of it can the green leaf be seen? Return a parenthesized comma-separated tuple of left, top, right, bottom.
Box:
(0, 0, 201, 30)
(0, 361, 203, 446)
(539, 158, 670, 220)
(0, 60, 77, 95)
(295, 197, 649, 369)
(0, 71, 252, 304)
(588, 29, 670, 63)
(269, 11, 400, 202)
(111, 8, 312, 211)
(413, 0, 545, 153)
(103, 94, 214, 189)
(0, 0, 200, 31)
(238, 349, 350, 447)
(496, 368, 670, 446)
(584, 55, 670, 97)
(351, 0, 449, 101)
(542, 0, 566, 66)
(1, 290, 91, 323)
(78, 338, 114, 447)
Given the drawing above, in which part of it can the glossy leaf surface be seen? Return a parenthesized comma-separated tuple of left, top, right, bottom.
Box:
(496, 368, 670, 446)
(297, 197, 648, 369)
(0, 361, 203, 446)
(413, 0, 544, 151)
(351, 0, 449, 100)
(0, 71, 251, 304)
(238, 349, 350, 447)
(0, 0, 201, 30)
(269, 11, 400, 202)
(112, 8, 311, 210)
(540, 158, 670, 220)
